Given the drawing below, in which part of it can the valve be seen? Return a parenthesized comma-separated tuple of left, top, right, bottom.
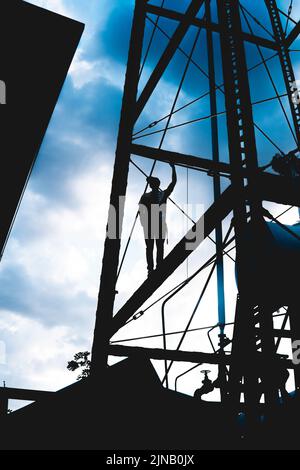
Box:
(194, 370, 214, 400)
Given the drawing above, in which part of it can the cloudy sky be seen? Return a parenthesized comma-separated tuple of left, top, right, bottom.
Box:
(1, 0, 300, 408)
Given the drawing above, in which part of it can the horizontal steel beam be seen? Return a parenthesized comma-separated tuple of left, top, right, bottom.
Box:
(286, 21, 300, 47)
(132, 145, 300, 207)
(131, 143, 231, 174)
(109, 344, 230, 364)
(111, 185, 234, 336)
(255, 328, 293, 339)
(146, 4, 279, 51)
(0, 387, 55, 402)
(132, 147, 297, 201)
(108, 344, 295, 369)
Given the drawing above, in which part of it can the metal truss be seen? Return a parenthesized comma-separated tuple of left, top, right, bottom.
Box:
(266, 0, 300, 145)
(90, 0, 300, 424)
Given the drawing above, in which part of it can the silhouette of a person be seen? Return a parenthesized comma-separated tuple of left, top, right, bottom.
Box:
(139, 164, 177, 275)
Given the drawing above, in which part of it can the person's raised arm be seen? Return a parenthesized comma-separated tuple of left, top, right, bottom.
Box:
(164, 163, 177, 198)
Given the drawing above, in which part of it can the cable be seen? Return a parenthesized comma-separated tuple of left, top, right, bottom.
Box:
(133, 110, 227, 140)
(133, 94, 288, 143)
(133, 53, 279, 138)
(129, 203, 294, 357)
(162, 261, 217, 386)
(277, 7, 297, 25)
(144, 13, 283, 154)
(284, 0, 294, 36)
(266, 211, 300, 243)
(111, 324, 222, 345)
(133, 89, 212, 138)
(124, 230, 235, 328)
(161, 253, 219, 387)
(145, 14, 223, 94)
(161, 223, 234, 385)
(111, 310, 287, 344)
(248, 51, 278, 72)
(162, 225, 233, 387)
(130, 157, 236, 262)
(162, 261, 217, 390)
(275, 205, 294, 220)
(139, 0, 165, 79)
(158, 25, 202, 148)
(240, 3, 274, 39)
(253, 122, 284, 155)
(118, 5, 287, 284)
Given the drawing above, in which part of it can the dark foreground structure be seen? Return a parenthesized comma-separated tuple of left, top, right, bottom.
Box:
(2, 0, 300, 450)
(1, 357, 300, 450)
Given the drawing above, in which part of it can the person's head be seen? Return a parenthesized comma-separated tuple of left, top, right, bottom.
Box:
(147, 176, 160, 190)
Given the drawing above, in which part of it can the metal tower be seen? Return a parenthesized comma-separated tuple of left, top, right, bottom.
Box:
(90, 0, 300, 431)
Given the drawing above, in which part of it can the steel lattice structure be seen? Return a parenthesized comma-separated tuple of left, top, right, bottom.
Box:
(87, 0, 300, 430)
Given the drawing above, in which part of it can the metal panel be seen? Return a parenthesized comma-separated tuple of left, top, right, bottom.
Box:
(0, 1, 84, 258)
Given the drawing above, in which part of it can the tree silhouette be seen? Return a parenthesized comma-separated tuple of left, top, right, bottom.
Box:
(67, 351, 91, 380)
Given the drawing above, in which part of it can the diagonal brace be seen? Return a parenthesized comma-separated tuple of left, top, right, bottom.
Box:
(135, 0, 205, 121)
(111, 185, 235, 336)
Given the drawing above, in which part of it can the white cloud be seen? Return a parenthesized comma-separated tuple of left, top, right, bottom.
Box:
(3, 158, 113, 298)
(69, 52, 125, 90)
(28, 0, 71, 17)
(0, 309, 86, 391)
(0, 153, 114, 397)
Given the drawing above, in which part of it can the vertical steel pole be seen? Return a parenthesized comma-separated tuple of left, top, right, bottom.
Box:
(91, 0, 147, 374)
(216, 0, 261, 429)
(205, 0, 227, 401)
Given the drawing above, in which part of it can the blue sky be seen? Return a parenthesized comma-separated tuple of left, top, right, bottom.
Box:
(1, 0, 300, 406)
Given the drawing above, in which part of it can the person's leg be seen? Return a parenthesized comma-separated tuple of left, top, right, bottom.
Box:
(145, 238, 154, 274)
(156, 238, 165, 269)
